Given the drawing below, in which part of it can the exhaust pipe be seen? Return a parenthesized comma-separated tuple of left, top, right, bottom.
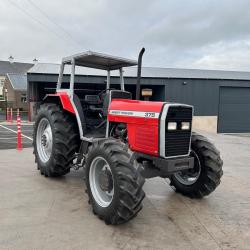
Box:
(136, 47, 145, 100)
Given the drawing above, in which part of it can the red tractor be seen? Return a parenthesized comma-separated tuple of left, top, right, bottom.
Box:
(33, 49, 223, 225)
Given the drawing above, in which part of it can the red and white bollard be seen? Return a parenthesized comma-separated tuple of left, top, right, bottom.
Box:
(17, 110, 22, 151)
(17, 109, 20, 120)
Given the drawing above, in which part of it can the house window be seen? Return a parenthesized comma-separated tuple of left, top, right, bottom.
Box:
(0, 79, 4, 96)
(21, 93, 27, 103)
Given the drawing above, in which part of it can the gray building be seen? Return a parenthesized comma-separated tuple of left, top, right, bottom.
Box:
(27, 63, 250, 133)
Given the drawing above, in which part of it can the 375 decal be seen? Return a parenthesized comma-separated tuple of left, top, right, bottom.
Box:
(145, 112, 156, 118)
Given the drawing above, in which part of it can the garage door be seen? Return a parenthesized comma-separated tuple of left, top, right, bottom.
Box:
(218, 87, 250, 133)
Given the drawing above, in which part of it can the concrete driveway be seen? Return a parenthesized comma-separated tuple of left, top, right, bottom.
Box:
(0, 132, 250, 250)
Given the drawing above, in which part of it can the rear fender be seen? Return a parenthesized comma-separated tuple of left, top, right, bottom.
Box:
(43, 92, 84, 139)
(43, 93, 75, 114)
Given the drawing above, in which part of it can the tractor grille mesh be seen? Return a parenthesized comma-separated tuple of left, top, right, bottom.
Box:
(165, 106, 192, 157)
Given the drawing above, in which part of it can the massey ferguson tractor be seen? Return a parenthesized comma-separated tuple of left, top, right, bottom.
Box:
(33, 49, 223, 225)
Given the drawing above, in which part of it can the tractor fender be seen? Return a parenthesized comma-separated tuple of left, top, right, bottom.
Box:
(43, 92, 75, 114)
(43, 92, 86, 139)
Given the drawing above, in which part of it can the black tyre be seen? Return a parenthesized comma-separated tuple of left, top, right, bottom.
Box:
(170, 132, 223, 198)
(85, 139, 145, 225)
(33, 103, 79, 177)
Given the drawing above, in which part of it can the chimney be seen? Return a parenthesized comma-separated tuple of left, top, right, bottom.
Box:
(9, 55, 14, 63)
(33, 58, 38, 65)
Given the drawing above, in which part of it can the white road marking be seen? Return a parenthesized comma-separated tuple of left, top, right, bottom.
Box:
(0, 131, 16, 133)
(0, 125, 33, 141)
(0, 137, 17, 140)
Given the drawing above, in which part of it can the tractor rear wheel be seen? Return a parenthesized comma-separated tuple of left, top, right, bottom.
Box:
(33, 103, 79, 177)
(170, 132, 223, 198)
(85, 139, 145, 225)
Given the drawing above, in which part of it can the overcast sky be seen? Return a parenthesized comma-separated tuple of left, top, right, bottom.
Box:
(1, 0, 250, 71)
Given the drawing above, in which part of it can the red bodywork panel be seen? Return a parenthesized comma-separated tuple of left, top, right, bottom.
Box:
(46, 92, 75, 114)
(108, 99, 164, 156)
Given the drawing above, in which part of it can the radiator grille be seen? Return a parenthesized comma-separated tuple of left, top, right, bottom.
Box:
(165, 106, 192, 157)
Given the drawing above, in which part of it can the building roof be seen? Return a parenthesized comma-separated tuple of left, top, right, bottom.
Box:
(28, 62, 250, 81)
(7, 73, 27, 90)
(63, 51, 137, 70)
(0, 61, 33, 75)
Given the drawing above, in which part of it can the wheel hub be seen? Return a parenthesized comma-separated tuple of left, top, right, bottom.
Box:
(36, 118, 53, 163)
(41, 134, 47, 147)
(98, 167, 113, 193)
(89, 157, 114, 207)
(173, 150, 201, 186)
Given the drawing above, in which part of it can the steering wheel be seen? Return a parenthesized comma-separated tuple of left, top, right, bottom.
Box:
(98, 88, 116, 101)
(98, 88, 115, 97)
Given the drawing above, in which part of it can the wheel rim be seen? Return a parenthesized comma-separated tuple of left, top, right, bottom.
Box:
(173, 150, 201, 186)
(36, 118, 53, 163)
(89, 156, 114, 207)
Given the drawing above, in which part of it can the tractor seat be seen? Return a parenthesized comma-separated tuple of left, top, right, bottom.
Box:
(84, 95, 103, 113)
(84, 95, 102, 105)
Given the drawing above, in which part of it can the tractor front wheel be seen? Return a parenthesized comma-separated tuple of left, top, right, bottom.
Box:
(170, 132, 223, 198)
(85, 139, 145, 225)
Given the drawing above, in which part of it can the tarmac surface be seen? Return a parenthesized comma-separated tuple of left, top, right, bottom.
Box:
(0, 131, 250, 250)
(0, 123, 33, 150)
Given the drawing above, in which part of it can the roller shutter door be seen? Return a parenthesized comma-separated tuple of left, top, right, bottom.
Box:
(218, 87, 250, 133)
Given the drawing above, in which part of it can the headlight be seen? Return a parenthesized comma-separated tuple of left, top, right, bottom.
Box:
(181, 122, 190, 130)
(168, 122, 177, 130)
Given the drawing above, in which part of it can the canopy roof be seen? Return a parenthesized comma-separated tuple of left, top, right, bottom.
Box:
(62, 51, 137, 71)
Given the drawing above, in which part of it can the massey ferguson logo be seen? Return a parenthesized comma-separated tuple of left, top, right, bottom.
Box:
(110, 110, 134, 116)
(109, 110, 159, 118)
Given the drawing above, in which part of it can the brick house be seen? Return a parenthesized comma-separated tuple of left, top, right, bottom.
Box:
(3, 73, 28, 110)
(0, 60, 33, 110)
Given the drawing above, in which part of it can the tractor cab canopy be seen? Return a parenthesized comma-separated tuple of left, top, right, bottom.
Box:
(62, 51, 137, 71)
(55, 51, 139, 140)
(57, 51, 138, 91)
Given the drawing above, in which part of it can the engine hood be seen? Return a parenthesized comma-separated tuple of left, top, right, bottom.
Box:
(108, 99, 164, 119)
